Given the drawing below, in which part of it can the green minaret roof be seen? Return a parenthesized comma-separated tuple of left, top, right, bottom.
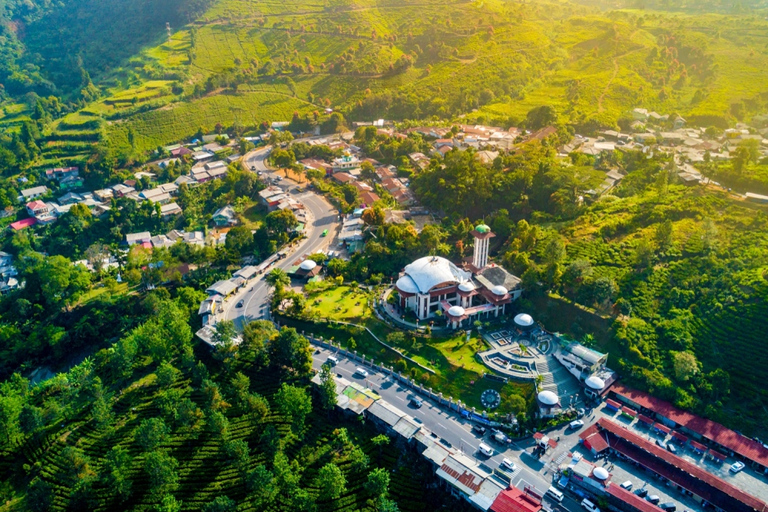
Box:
(475, 223, 491, 234)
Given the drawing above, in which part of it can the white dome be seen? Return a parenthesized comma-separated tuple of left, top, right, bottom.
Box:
(593, 467, 610, 480)
(514, 313, 534, 327)
(458, 282, 475, 292)
(585, 376, 606, 390)
(395, 275, 419, 294)
(448, 305, 466, 317)
(299, 260, 317, 271)
(538, 390, 558, 406)
(401, 256, 472, 294)
(492, 285, 508, 296)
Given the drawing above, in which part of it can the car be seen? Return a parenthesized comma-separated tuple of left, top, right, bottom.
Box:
(326, 356, 339, 366)
(236, 301, 243, 308)
(478, 443, 493, 457)
(655, 439, 667, 448)
(659, 504, 676, 512)
(569, 419, 585, 430)
(580, 498, 600, 512)
(492, 430, 509, 444)
(646, 495, 660, 505)
(730, 461, 746, 473)
(577, 408, 586, 418)
(353, 367, 369, 378)
(500, 458, 517, 472)
(257, 171, 263, 176)
(409, 397, 423, 408)
(321, 229, 329, 237)
(472, 424, 487, 435)
(250, 165, 256, 170)
(666, 443, 678, 454)
(275, 176, 283, 181)
(634, 488, 648, 498)
(620, 480, 633, 491)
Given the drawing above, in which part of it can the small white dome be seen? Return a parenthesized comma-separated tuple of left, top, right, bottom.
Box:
(458, 282, 475, 292)
(538, 390, 558, 406)
(395, 275, 419, 294)
(585, 376, 606, 390)
(492, 285, 508, 296)
(514, 313, 534, 327)
(299, 260, 317, 271)
(593, 467, 610, 480)
(448, 305, 466, 317)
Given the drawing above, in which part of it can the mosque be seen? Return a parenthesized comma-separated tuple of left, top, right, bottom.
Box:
(394, 224, 522, 329)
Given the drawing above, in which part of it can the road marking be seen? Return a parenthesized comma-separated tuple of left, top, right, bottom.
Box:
(437, 423, 447, 429)
(394, 396, 405, 402)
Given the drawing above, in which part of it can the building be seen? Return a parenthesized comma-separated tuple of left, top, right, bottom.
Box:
(581, 418, 768, 512)
(125, 231, 152, 246)
(436, 453, 490, 501)
(10, 218, 37, 230)
(19, 186, 49, 202)
(160, 202, 182, 219)
(332, 154, 360, 172)
(489, 485, 542, 512)
(394, 225, 522, 328)
(212, 205, 238, 227)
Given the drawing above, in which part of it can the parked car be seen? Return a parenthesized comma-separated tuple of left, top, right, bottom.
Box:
(569, 419, 585, 430)
(576, 408, 586, 418)
(634, 488, 648, 498)
(326, 356, 339, 366)
(500, 458, 517, 472)
(620, 480, 633, 491)
(236, 301, 243, 308)
(580, 498, 600, 512)
(409, 397, 423, 408)
(659, 503, 676, 512)
(353, 367, 369, 378)
(646, 495, 661, 505)
(730, 461, 746, 473)
(667, 443, 678, 454)
(492, 430, 509, 444)
(472, 424, 487, 436)
(478, 443, 493, 457)
(655, 439, 667, 448)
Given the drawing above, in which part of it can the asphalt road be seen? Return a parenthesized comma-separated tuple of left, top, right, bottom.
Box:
(223, 147, 339, 330)
(309, 345, 566, 502)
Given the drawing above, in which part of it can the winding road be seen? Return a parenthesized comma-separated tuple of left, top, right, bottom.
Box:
(223, 146, 339, 330)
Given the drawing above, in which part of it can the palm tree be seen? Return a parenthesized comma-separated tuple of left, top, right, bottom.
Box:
(266, 268, 290, 290)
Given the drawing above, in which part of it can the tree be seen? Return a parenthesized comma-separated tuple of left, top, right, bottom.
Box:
(362, 205, 385, 226)
(156, 361, 181, 388)
(318, 363, 338, 411)
(226, 225, 253, 259)
(316, 463, 346, 501)
(144, 451, 179, 494)
(213, 320, 238, 346)
(266, 208, 298, 235)
(266, 268, 290, 292)
(371, 434, 389, 463)
(275, 383, 312, 433)
(207, 410, 230, 438)
(269, 327, 313, 376)
(26, 478, 53, 512)
(634, 237, 654, 269)
(136, 417, 170, 452)
(378, 499, 401, 512)
(543, 236, 566, 265)
(242, 320, 275, 367)
(155, 495, 182, 512)
(654, 219, 674, 251)
(365, 467, 390, 500)
(526, 105, 557, 130)
(224, 438, 250, 478)
(672, 351, 699, 381)
(203, 496, 236, 512)
(102, 445, 132, 502)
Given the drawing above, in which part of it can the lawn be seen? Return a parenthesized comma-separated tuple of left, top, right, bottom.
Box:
(241, 203, 266, 229)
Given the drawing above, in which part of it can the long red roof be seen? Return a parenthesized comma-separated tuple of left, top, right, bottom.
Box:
(10, 218, 37, 230)
(606, 485, 663, 512)
(611, 383, 768, 469)
(596, 418, 768, 512)
(490, 486, 542, 512)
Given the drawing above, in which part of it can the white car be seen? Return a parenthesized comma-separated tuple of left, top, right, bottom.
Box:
(730, 461, 746, 473)
(354, 367, 369, 378)
(620, 480, 633, 490)
(478, 443, 493, 457)
(500, 458, 517, 472)
(569, 419, 585, 429)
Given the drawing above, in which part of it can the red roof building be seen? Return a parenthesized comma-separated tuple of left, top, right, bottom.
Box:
(359, 191, 380, 206)
(580, 424, 610, 454)
(606, 485, 664, 512)
(490, 485, 542, 512)
(594, 418, 768, 512)
(611, 383, 768, 470)
(10, 218, 37, 230)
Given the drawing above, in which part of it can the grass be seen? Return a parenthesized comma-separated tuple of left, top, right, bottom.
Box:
(240, 204, 266, 229)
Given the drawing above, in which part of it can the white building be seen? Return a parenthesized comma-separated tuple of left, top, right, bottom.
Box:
(394, 224, 522, 328)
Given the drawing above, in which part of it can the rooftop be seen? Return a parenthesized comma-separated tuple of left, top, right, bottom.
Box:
(397, 256, 471, 294)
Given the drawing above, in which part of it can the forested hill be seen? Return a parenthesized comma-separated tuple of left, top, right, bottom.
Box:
(576, 0, 768, 14)
(0, 0, 212, 98)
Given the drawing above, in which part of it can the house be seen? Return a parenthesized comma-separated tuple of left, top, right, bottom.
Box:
(489, 485, 542, 512)
(147, 192, 172, 205)
(45, 167, 79, 181)
(159, 183, 179, 195)
(26, 200, 49, 217)
(58, 192, 83, 205)
(212, 205, 238, 226)
(204, 161, 227, 172)
(135, 171, 157, 182)
(191, 169, 212, 182)
(19, 186, 49, 203)
(175, 175, 197, 187)
(192, 151, 213, 162)
(58, 175, 83, 190)
(376, 166, 396, 181)
(359, 191, 380, 206)
(408, 152, 430, 169)
(160, 202, 182, 218)
(202, 133, 229, 143)
(170, 147, 192, 157)
(112, 184, 135, 197)
(207, 167, 228, 180)
(10, 218, 37, 230)
(150, 235, 174, 248)
(206, 280, 238, 297)
(0, 251, 13, 268)
(333, 172, 355, 185)
(183, 231, 205, 246)
(436, 453, 489, 500)
(125, 232, 152, 246)
(93, 189, 114, 202)
(92, 204, 111, 217)
(226, 154, 241, 164)
(259, 186, 288, 210)
(632, 108, 649, 120)
(351, 181, 373, 193)
(332, 154, 360, 172)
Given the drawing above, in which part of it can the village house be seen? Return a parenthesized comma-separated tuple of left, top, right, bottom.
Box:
(212, 205, 238, 227)
(160, 202, 182, 219)
(125, 231, 152, 246)
(19, 186, 49, 203)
